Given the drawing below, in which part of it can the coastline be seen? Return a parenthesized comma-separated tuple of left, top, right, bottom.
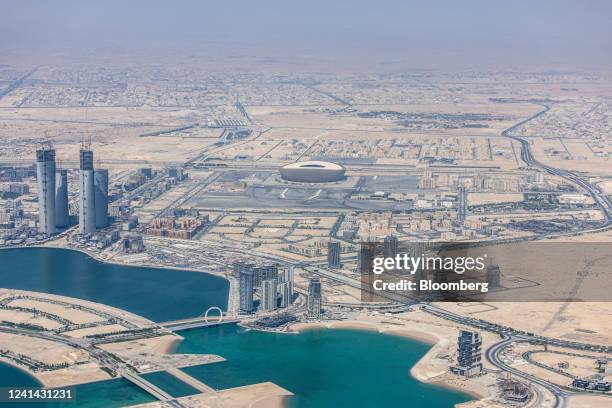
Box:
(1, 245, 487, 405)
(0, 244, 233, 315)
(0, 357, 43, 386)
(288, 319, 488, 404)
(1, 241, 230, 282)
(0, 357, 114, 388)
(0, 288, 187, 388)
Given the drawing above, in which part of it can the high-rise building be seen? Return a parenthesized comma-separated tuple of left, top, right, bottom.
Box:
(278, 281, 291, 308)
(278, 266, 294, 308)
(261, 278, 278, 312)
(36, 147, 56, 235)
(327, 241, 341, 268)
(254, 264, 278, 288)
(79, 148, 96, 235)
(486, 265, 501, 288)
(54, 169, 69, 228)
(358, 242, 376, 274)
(307, 277, 322, 320)
(138, 167, 152, 179)
(234, 261, 255, 276)
(450, 330, 483, 377)
(94, 169, 109, 228)
(383, 235, 398, 259)
(239, 266, 255, 314)
(458, 186, 467, 224)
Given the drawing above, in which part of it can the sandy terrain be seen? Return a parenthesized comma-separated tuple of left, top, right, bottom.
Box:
(0, 106, 221, 164)
(0, 289, 189, 387)
(99, 334, 183, 355)
(0, 289, 156, 327)
(565, 394, 612, 408)
(468, 193, 524, 206)
(0, 309, 63, 330)
(439, 302, 612, 346)
(0, 331, 89, 364)
(131, 382, 293, 408)
(8, 299, 107, 324)
(35, 362, 111, 387)
(62, 324, 131, 338)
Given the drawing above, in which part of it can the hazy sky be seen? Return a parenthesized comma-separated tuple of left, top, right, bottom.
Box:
(2, 0, 611, 70)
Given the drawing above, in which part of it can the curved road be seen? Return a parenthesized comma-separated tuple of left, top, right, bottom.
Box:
(502, 104, 612, 225)
(486, 335, 568, 408)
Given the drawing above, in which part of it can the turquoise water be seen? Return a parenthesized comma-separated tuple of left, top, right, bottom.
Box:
(141, 371, 199, 398)
(178, 325, 471, 408)
(54, 379, 155, 408)
(0, 247, 472, 407)
(0, 365, 154, 408)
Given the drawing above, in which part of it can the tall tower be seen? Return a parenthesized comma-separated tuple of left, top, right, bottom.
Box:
(327, 241, 341, 268)
(36, 147, 56, 235)
(383, 235, 398, 258)
(79, 148, 96, 235)
(94, 169, 108, 228)
(261, 278, 278, 312)
(278, 266, 294, 308)
(307, 277, 322, 320)
(358, 242, 376, 275)
(55, 169, 69, 228)
(238, 265, 255, 314)
(486, 265, 501, 288)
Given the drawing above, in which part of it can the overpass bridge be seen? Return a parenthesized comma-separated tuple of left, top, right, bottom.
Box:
(122, 372, 187, 408)
(161, 317, 240, 331)
(159, 308, 241, 331)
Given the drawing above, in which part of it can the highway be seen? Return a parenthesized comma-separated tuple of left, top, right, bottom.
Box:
(0, 325, 187, 406)
(160, 317, 240, 332)
(0, 66, 39, 101)
(501, 104, 612, 225)
(122, 372, 175, 402)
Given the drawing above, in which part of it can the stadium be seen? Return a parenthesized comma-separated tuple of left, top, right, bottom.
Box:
(279, 161, 346, 183)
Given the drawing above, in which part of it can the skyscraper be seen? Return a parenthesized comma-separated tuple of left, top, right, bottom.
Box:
(278, 281, 291, 308)
(486, 265, 501, 288)
(36, 147, 56, 235)
(278, 266, 294, 308)
(239, 266, 255, 314)
(55, 169, 69, 228)
(79, 148, 96, 235)
(327, 241, 341, 268)
(254, 264, 278, 288)
(383, 235, 398, 258)
(450, 330, 483, 377)
(94, 169, 109, 228)
(261, 278, 278, 312)
(307, 277, 322, 320)
(358, 242, 376, 275)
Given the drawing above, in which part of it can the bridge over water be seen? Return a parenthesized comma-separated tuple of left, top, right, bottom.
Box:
(160, 317, 240, 331)
(159, 307, 241, 331)
(122, 372, 186, 407)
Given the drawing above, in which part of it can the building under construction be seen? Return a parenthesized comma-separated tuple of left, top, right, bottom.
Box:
(498, 376, 530, 403)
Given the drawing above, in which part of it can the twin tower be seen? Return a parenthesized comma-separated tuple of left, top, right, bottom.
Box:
(36, 146, 108, 236)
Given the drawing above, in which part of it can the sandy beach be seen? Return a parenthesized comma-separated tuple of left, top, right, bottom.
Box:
(288, 314, 491, 404)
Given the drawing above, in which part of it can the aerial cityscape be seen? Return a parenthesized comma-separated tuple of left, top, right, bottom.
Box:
(0, 1, 611, 408)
